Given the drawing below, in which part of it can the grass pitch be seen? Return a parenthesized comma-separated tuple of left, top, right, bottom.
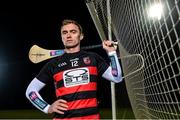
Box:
(0, 108, 135, 119)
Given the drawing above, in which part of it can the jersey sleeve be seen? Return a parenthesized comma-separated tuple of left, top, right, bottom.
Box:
(94, 53, 109, 76)
(26, 61, 54, 114)
(36, 61, 53, 84)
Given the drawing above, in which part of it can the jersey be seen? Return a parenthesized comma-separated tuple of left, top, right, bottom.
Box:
(36, 50, 109, 119)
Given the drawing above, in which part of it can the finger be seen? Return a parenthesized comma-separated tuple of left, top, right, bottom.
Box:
(54, 109, 65, 114)
(103, 40, 109, 46)
(58, 99, 67, 103)
(102, 41, 106, 47)
(102, 42, 108, 49)
(57, 99, 68, 108)
(106, 41, 118, 47)
(103, 40, 113, 46)
(105, 42, 113, 47)
(58, 103, 68, 108)
(57, 106, 68, 111)
(54, 105, 68, 114)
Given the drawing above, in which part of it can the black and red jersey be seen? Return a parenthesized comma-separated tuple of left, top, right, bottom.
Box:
(36, 50, 109, 119)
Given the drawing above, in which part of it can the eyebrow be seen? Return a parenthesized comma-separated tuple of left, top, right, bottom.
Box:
(61, 29, 78, 33)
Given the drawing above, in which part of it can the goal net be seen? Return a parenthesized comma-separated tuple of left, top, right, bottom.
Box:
(86, 0, 180, 119)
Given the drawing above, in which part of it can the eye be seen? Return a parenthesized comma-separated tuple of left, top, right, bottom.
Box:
(62, 31, 68, 35)
(71, 30, 77, 34)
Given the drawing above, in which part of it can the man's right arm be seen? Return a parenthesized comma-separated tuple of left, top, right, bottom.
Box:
(25, 78, 50, 114)
(25, 78, 68, 114)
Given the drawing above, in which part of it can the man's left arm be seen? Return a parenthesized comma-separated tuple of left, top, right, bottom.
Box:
(102, 40, 123, 83)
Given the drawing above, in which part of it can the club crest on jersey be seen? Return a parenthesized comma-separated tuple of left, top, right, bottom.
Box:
(83, 57, 91, 65)
(63, 67, 90, 87)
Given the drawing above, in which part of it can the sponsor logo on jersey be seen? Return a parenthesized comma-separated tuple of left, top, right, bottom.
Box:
(63, 67, 89, 87)
(58, 62, 67, 67)
(83, 57, 91, 65)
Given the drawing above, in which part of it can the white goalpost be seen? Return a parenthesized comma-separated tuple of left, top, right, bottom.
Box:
(86, 0, 117, 119)
(86, 0, 180, 119)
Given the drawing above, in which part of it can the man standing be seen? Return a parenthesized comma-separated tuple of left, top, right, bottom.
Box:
(26, 19, 122, 120)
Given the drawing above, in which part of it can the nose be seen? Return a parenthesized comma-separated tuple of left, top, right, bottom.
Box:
(66, 33, 71, 38)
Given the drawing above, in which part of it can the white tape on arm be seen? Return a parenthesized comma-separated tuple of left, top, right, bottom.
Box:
(25, 78, 50, 114)
(102, 51, 123, 83)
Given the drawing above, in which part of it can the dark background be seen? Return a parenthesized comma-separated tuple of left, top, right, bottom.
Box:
(0, 0, 130, 110)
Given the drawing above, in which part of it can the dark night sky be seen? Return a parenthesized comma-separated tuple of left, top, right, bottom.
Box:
(0, 0, 130, 110)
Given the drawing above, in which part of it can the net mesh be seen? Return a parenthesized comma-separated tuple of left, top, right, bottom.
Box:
(86, 0, 180, 119)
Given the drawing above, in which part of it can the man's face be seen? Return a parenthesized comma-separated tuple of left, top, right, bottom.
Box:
(61, 23, 83, 49)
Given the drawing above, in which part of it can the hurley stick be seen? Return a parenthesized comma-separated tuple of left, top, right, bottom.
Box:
(29, 42, 118, 64)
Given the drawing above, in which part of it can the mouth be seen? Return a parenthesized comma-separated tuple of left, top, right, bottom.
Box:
(66, 40, 73, 42)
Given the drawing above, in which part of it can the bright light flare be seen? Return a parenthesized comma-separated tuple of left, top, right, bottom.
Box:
(148, 3, 163, 20)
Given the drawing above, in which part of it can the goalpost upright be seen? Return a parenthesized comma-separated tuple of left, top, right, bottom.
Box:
(86, 0, 117, 119)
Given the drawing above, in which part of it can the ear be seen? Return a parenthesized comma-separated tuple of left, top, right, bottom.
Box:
(80, 34, 84, 40)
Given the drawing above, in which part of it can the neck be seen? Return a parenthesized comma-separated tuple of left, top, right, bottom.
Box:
(64, 46, 80, 53)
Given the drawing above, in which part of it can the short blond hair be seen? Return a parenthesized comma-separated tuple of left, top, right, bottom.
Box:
(61, 19, 83, 34)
